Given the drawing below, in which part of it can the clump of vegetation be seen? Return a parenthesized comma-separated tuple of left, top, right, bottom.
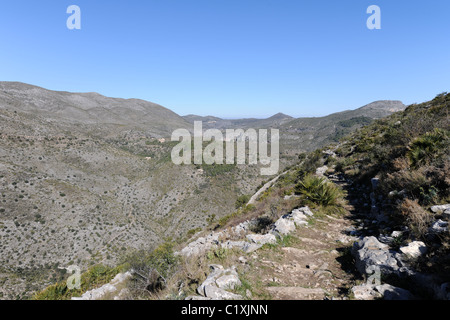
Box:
(295, 149, 323, 178)
(206, 247, 228, 261)
(295, 174, 345, 207)
(235, 194, 250, 209)
(407, 128, 449, 169)
(399, 199, 433, 239)
(124, 242, 179, 298)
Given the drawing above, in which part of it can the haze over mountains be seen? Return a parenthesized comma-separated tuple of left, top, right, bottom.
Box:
(0, 81, 406, 299)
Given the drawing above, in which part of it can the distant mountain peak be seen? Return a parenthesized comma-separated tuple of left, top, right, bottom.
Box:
(268, 112, 293, 120)
(359, 100, 406, 112)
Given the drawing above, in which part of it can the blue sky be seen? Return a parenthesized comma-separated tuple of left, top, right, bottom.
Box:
(1, 1, 449, 118)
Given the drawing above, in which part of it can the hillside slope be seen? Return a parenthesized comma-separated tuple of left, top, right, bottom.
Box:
(33, 93, 448, 301)
(0, 82, 190, 138)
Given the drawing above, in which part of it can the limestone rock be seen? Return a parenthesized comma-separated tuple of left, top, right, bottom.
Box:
(204, 285, 243, 300)
(351, 284, 414, 300)
(399, 241, 427, 259)
(232, 221, 251, 237)
(272, 218, 296, 235)
(195, 264, 243, 300)
(444, 209, 450, 220)
(271, 206, 313, 235)
(221, 240, 249, 251)
(215, 274, 241, 290)
(351, 284, 383, 300)
(221, 240, 262, 253)
(197, 265, 242, 297)
(430, 204, 450, 214)
(352, 236, 400, 276)
(180, 232, 223, 257)
(315, 166, 328, 176)
(375, 284, 415, 300)
(246, 233, 277, 246)
(429, 219, 448, 234)
(197, 265, 225, 296)
(71, 272, 132, 300)
(242, 242, 263, 253)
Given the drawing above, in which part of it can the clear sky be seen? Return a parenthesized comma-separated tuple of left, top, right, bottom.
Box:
(1, 1, 449, 118)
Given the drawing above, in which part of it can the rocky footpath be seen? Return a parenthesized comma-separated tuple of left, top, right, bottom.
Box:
(350, 230, 450, 300)
(348, 178, 450, 300)
(179, 206, 320, 300)
(71, 178, 450, 301)
(186, 265, 244, 300)
(178, 206, 314, 259)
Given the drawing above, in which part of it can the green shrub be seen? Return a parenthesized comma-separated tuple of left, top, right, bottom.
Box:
(235, 194, 250, 209)
(187, 227, 202, 237)
(407, 128, 449, 168)
(124, 242, 179, 297)
(206, 247, 228, 261)
(335, 157, 356, 173)
(295, 174, 345, 206)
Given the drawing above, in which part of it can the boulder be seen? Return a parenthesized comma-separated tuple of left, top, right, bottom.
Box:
(71, 272, 132, 300)
(444, 209, 450, 220)
(351, 283, 414, 300)
(375, 284, 415, 300)
(352, 236, 400, 276)
(197, 265, 225, 296)
(272, 218, 296, 235)
(197, 265, 242, 297)
(221, 240, 249, 251)
(295, 206, 314, 217)
(399, 241, 427, 259)
(204, 285, 243, 300)
(180, 232, 223, 257)
(271, 206, 313, 235)
(232, 221, 251, 237)
(430, 204, 450, 214)
(290, 209, 310, 226)
(246, 233, 277, 246)
(196, 264, 243, 300)
(351, 284, 383, 300)
(429, 219, 448, 234)
(215, 274, 241, 290)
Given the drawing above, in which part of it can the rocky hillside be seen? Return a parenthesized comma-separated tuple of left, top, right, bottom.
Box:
(0, 82, 415, 300)
(32, 92, 448, 300)
(0, 82, 270, 299)
(279, 100, 406, 154)
(0, 82, 190, 138)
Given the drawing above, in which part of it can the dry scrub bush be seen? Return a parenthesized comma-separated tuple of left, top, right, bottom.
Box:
(400, 199, 432, 239)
